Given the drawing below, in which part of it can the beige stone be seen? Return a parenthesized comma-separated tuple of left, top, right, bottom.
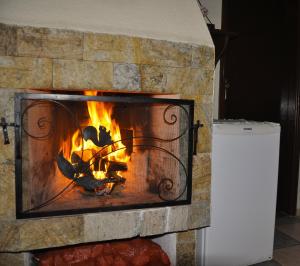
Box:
(167, 206, 189, 232)
(0, 252, 30, 266)
(0, 222, 20, 251)
(0, 89, 16, 165)
(16, 26, 83, 59)
(180, 68, 214, 95)
(19, 216, 84, 250)
(84, 33, 139, 63)
(140, 65, 166, 93)
(188, 202, 210, 229)
(0, 164, 15, 219)
(0, 127, 14, 165)
(192, 152, 211, 202)
(197, 123, 212, 153)
(113, 63, 141, 91)
(0, 56, 52, 89)
(179, 94, 213, 125)
(84, 211, 140, 242)
(179, 95, 212, 153)
(177, 229, 195, 243)
(0, 88, 17, 121)
(191, 45, 215, 70)
(176, 241, 196, 266)
(192, 153, 211, 179)
(140, 208, 168, 236)
(0, 23, 17, 56)
(53, 59, 113, 89)
(192, 175, 211, 202)
(139, 38, 192, 67)
(140, 65, 213, 95)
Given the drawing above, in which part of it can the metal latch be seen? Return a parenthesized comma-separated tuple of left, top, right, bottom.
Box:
(193, 120, 203, 155)
(0, 117, 18, 145)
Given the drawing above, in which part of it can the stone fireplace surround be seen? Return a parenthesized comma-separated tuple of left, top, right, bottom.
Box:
(0, 20, 214, 265)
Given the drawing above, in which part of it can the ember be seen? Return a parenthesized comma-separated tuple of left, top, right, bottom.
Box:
(57, 91, 130, 196)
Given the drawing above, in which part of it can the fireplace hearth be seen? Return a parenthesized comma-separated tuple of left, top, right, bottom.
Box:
(0, 9, 213, 263)
(14, 92, 197, 218)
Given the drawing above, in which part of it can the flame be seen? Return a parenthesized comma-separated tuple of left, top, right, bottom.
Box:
(61, 90, 130, 187)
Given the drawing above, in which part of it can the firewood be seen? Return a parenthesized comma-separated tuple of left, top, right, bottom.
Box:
(106, 161, 127, 172)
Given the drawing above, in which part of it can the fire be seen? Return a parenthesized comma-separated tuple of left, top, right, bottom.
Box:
(61, 90, 130, 188)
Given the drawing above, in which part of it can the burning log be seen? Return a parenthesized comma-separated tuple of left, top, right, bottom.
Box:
(58, 120, 130, 196)
(57, 151, 127, 195)
(83, 125, 113, 147)
(106, 161, 127, 172)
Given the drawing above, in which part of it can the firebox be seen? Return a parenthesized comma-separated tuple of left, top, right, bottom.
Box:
(13, 92, 197, 219)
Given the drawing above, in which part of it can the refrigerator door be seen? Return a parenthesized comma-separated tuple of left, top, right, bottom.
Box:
(202, 121, 280, 266)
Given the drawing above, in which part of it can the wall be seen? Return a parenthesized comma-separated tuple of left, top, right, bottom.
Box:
(200, 0, 223, 119)
(0, 0, 213, 47)
(297, 161, 300, 215)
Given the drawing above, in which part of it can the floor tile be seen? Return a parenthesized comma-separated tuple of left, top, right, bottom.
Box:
(276, 223, 300, 242)
(274, 229, 300, 249)
(273, 245, 300, 266)
(251, 260, 281, 266)
(276, 216, 300, 226)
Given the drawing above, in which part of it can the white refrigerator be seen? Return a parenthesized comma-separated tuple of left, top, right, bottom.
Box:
(199, 121, 281, 266)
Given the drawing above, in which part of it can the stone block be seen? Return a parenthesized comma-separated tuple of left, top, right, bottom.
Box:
(141, 65, 214, 95)
(0, 23, 17, 56)
(53, 59, 113, 89)
(188, 202, 210, 229)
(191, 45, 215, 70)
(0, 89, 19, 165)
(192, 153, 211, 179)
(139, 38, 192, 67)
(16, 26, 83, 59)
(140, 208, 168, 236)
(180, 68, 214, 95)
(0, 56, 52, 89)
(140, 65, 167, 93)
(176, 241, 196, 266)
(196, 95, 213, 125)
(0, 222, 20, 251)
(0, 252, 30, 266)
(167, 206, 189, 232)
(19, 216, 84, 251)
(176, 230, 195, 243)
(84, 211, 140, 242)
(0, 127, 14, 165)
(192, 174, 211, 202)
(83, 33, 139, 63)
(197, 123, 212, 153)
(0, 164, 15, 219)
(113, 63, 141, 91)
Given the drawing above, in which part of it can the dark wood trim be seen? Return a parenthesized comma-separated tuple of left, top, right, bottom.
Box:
(277, 0, 300, 215)
(218, 0, 300, 215)
(218, 0, 229, 119)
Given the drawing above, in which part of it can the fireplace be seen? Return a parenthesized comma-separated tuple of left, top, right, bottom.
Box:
(15, 92, 196, 218)
(0, 1, 214, 262)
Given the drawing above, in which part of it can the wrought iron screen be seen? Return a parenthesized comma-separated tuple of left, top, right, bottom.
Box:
(15, 93, 194, 218)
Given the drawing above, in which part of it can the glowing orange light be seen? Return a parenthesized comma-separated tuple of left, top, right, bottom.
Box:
(61, 90, 130, 188)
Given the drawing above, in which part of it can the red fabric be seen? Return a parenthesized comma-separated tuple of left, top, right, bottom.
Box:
(35, 238, 170, 266)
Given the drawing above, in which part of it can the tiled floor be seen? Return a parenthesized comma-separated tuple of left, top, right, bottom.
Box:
(252, 215, 300, 266)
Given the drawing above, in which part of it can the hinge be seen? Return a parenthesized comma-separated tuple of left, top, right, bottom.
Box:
(0, 117, 18, 145)
(193, 120, 203, 155)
